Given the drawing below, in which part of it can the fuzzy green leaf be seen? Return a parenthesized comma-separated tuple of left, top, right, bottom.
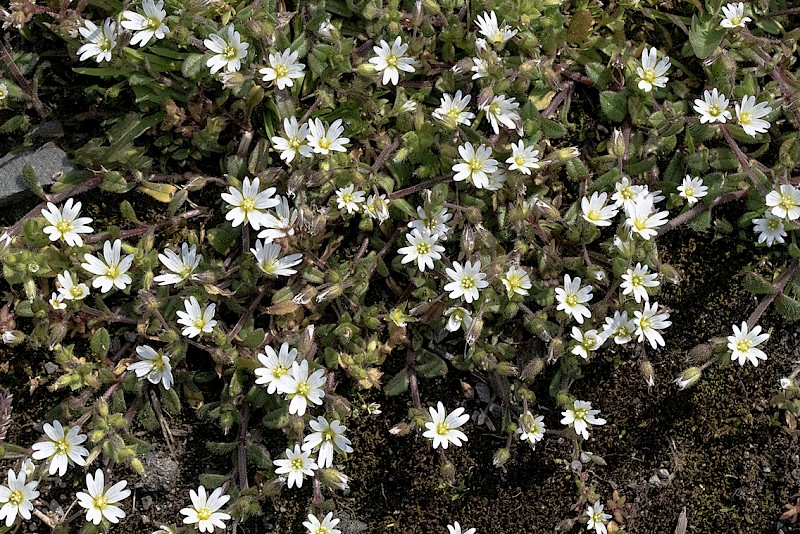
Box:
(689, 15, 726, 59)
(384, 369, 409, 396)
(600, 91, 628, 122)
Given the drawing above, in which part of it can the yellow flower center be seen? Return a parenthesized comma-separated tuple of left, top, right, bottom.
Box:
(641, 68, 657, 84)
(415, 242, 431, 255)
(468, 158, 484, 172)
(768, 219, 780, 230)
(318, 137, 331, 150)
(193, 316, 207, 331)
(591, 510, 605, 523)
(70, 285, 84, 298)
(151, 355, 166, 372)
(446, 107, 461, 119)
(56, 220, 73, 235)
(274, 63, 289, 78)
(290, 457, 305, 470)
(342, 193, 354, 204)
(9, 489, 24, 506)
(55, 438, 70, 454)
(385, 54, 399, 68)
(322, 428, 336, 442)
(739, 111, 752, 125)
(435, 421, 450, 436)
(106, 264, 120, 279)
(272, 364, 288, 379)
(93, 494, 108, 510)
(684, 186, 695, 198)
(506, 274, 523, 291)
(315, 528, 331, 534)
(620, 187, 635, 200)
(460, 276, 475, 290)
(582, 336, 597, 350)
(736, 339, 752, 353)
(587, 209, 601, 222)
(146, 17, 162, 30)
(779, 194, 796, 211)
(630, 273, 643, 287)
(574, 408, 587, 420)
(296, 381, 311, 396)
(196, 507, 212, 521)
(98, 37, 113, 53)
(240, 197, 256, 213)
(639, 315, 652, 330)
(634, 218, 648, 231)
(288, 137, 302, 149)
(223, 45, 238, 60)
(514, 155, 526, 167)
(565, 293, 578, 307)
(707, 104, 722, 117)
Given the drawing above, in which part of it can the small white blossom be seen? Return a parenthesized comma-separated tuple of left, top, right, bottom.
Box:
(444, 260, 489, 303)
(452, 142, 498, 189)
(634, 302, 672, 348)
(422, 401, 468, 449)
(720, 2, 751, 28)
(401, 99, 417, 112)
(363, 193, 390, 223)
(625, 196, 669, 240)
(271, 117, 312, 163)
(273, 444, 318, 488)
(76, 469, 130, 525)
(581, 192, 619, 227)
(176, 296, 217, 338)
(258, 196, 298, 242)
(180, 486, 230, 533)
(677, 175, 708, 205)
(56, 271, 90, 301)
(447, 522, 477, 534)
(306, 118, 349, 155)
(204, 24, 248, 74)
(120, 0, 168, 47)
(49, 292, 66, 310)
(444, 306, 473, 333)
(254, 342, 298, 394)
(221, 176, 280, 230)
(501, 265, 532, 297)
(303, 513, 342, 534)
(506, 141, 541, 174)
(766, 184, 800, 220)
(570, 327, 605, 359)
(77, 19, 118, 63)
(735, 95, 772, 137)
(81, 239, 134, 293)
(408, 205, 452, 237)
(0, 468, 39, 527)
(432, 91, 475, 127)
(471, 56, 489, 79)
(561, 400, 606, 440)
(250, 240, 302, 277)
(368, 36, 415, 86)
(636, 47, 670, 92)
(128, 345, 173, 390)
(516, 412, 546, 448)
(586, 501, 612, 534)
(475, 10, 518, 45)
(620, 263, 659, 303)
(728, 321, 769, 366)
(41, 198, 93, 247)
(480, 94, 521, 134)
(276, 360, 326, 416)
(397, 229, 444, 272)
(260, 48, 305, 90)
(693, 88, 732, 124)
(335, 184, 366, 214)
(752, 212, 787, 246)
(0, 84, 7, 101)
(154, 243, 201, 285)
(602, 311, 636, 345)
(555, 274, 593, 324)
(31, 421, 88, 476)
(302, 416, 353, 468)
(611, 177, 645, 211)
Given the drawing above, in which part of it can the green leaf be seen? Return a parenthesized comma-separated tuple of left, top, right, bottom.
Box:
(789, 243, 800, 258)
(776, 294, 800, 319)
(384, 369, 409, 396)
(90, 328, 111, 358)
(689, 15, 726, 59)
(742, 272, 774, 294)
(181, 54, 207, 79)
(208, 226, 240, 255)
(416, 351, 447, 379)
(687, 210, 712, 232)
(600, 91, 628, 122)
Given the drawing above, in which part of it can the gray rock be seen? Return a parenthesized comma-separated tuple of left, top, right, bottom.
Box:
(0, 145, 72, 206)
(136, 450, 180, 492)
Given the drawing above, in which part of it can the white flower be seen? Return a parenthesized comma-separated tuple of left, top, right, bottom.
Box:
(180, 486, 231, 533)
(0, 83, 7, 100)
(501, 265, 532, 297)
(120, 0, 169, 47)
(303, 512, 342, 534)
(727, 321, 769, 366)
(766, 184, 800, 220)
(408, 205, 452, 237)
(21, 460, 35, 478)
(258, 196, 298, 242)
(620, 263, 659, 303)
(484, 167, 505, 190)
(475, 10, 518, 45)
(49, 292, 66, 310)
(1, 331, 17, 345)
(273, 444, 318, 488)
(625, 196, 669, 240)
(76, 469, 130, 525)
(611, 177, 645, 211)
(634, 302, 672, 348)
(204, 24, 248, 74)
(250, 240, 303, 277)
(254, 342, 298, 394)
(432, 91, 475, 127)
(276, 360, 326, 416)
(636, 47, 670, 92)
(81, 239, 134, 293)
(516, 412, 546, 448)
(677, 175, 708, 205)
(444, 260, 489, 303)
(480, 95, 521, 134)
(560, 400, 606, 440)
(128, 345, 173, 390)
(363, 193, 390, 223)
(720, 2, 751, 28)
(401, 99, 417, 112)
(306, 118, 349, 155)
(570, 327, 605, 359)
(447, 521, 477, 534)
(0, 468, 39, 527)
(318, 19, 335, 39)
(735, 95, 772, 137)
(444, 306, 473, 333)
(368, 36, 415, 86)
(471, 57, 489, 79)
(302, 416, 353, 468)
(56, 271, 90, 301)
(581, 192, 619, 227)
(752, 212, 786, 246)
(555, 274, 593, 324)
(506, 141, 540, 175)
(176, 296, 217, 338)
(452, 142, 498, 189)
(221, 176, 279, 230)
(260, 48, 305, 90)
(602, 311, 636, 345)
(154, 243, 202, 285)
(153, 526, 177, 534)
(586, 501, 612, 534)
(693, 88, 732, 124)
(271, 117, 312, 164)
(77, 19, 118, 63)
(41, 198, 94, 246)
(397, 229, 445, 272)
(781, 378, 794, 389)
(335, 184, 366, 214)
(31, 421, 88, 476)
(422, 401, 468, 449)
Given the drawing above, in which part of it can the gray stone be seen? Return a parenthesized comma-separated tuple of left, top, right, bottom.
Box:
(136, 449, 180, 492)
(0, 145, 72, 206)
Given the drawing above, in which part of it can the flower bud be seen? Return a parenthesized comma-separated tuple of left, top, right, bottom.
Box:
(609, 128, 626, 157)
(1, 330, 24, 346)
(320, 468, 351, 491)
(356, 62, 377, 77)
(495, 361, 518, 377)
(548, 337, 564, 361)
(131, 458, 145, 476)
(440, 460, 456, 483)
(389, 422, 412, 436)
(520, 358, 545, 382)
(640, 360, 655, 388)
(23, 277, 37, 300)
(493, 447, 511, 468)
(674, 367, 702, 390)
(98, 399, 109, 418)
(555, 147, 580, 161)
